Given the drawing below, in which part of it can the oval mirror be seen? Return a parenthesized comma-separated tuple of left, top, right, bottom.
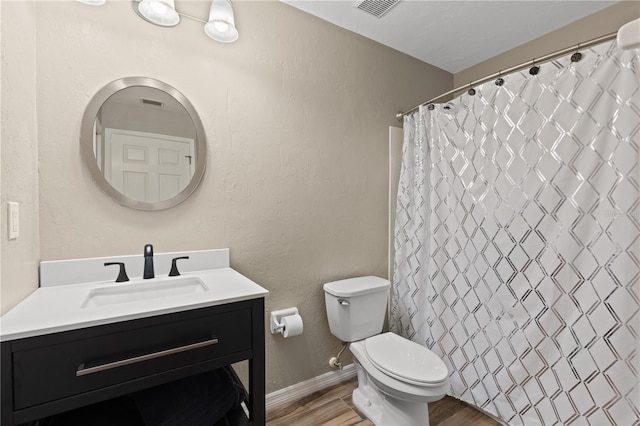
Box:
(80, 77, 206, 211)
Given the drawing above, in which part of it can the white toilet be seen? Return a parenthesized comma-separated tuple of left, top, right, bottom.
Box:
(324, 276, 449, 426)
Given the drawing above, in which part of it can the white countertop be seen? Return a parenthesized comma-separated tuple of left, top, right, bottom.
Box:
(1, 250, 269, 342)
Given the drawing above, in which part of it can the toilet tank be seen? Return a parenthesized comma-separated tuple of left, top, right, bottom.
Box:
(323, 276, 390, 342)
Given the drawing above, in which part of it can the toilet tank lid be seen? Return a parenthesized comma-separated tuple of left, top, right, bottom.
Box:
(323, 276, 390, 297)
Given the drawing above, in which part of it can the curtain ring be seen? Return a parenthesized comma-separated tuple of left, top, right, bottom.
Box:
(495, 77, 504, 86)
(427, 104, 435, 111)
(571, 52, 583, 62)
(529, 61, 540, 75)
(468, 87, 476, 96)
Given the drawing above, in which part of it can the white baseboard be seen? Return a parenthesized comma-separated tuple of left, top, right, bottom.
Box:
(266, 363, 356, 410)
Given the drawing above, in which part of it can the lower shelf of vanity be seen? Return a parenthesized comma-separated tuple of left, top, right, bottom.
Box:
(30, 367, 250, 426)
(1, 298, 265, 426)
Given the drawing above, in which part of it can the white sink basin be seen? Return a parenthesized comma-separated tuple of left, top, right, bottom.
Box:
(81, 277, 209, 308)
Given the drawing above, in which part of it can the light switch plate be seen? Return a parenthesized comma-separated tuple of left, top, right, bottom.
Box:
(8, 202, 19, 240)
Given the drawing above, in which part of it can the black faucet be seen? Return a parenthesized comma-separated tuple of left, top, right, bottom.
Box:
(143, 244, 154, 279)
(104, 262, 129, 283)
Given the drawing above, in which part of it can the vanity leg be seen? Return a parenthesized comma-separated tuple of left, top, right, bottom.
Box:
(249, 298, 265, 426)
(2, 342, 15, 426)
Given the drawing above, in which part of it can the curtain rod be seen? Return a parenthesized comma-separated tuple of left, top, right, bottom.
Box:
(396, 31, 618, 121)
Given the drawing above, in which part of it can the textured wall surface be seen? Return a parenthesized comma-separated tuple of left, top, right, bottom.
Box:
(23, 1, 451, 392)
(1, 1, 40, 314)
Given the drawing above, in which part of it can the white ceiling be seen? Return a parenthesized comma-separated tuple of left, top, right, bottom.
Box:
(281, 0, 617, 73)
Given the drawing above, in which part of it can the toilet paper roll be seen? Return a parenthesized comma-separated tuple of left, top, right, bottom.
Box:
(282, 314, 303, 338)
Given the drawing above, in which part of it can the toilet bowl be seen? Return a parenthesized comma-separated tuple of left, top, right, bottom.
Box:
(349, 333, 449, 425)
(323, 277, 450, 426)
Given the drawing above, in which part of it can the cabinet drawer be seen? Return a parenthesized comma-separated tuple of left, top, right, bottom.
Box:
(12, 308, 251, 410)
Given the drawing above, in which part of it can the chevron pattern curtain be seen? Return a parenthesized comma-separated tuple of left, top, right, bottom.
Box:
(391, 40, 639, 425)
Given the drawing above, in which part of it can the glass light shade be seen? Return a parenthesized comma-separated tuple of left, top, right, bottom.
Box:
(204, 0, 238, 43)
(137, 0, 180, 27)
(78, 0, 106, 5)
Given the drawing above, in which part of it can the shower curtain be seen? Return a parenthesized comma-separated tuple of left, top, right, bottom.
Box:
(392, 40, 639, 425)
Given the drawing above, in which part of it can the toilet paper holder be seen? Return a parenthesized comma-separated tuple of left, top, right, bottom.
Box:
(270, 307, 300, 335)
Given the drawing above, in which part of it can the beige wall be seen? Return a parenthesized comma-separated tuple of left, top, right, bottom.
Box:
(454, 1, 640, 87)
(1, 1, 40, 314)
(1, 0, 451, 393)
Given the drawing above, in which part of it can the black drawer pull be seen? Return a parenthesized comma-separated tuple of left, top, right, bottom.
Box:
(76, 337, 219, 377)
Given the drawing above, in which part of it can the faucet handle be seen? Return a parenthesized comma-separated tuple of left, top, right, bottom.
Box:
(169, 256, 190, 277)
(104, 262, 129, 283)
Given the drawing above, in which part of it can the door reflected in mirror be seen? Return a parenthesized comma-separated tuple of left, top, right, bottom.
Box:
(95, 87, 195, 202)
(81, 78, 206, 211)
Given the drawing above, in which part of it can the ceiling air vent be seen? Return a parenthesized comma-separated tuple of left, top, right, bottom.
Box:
(140, 98, 163, 107)
(354, 0, 400, 18)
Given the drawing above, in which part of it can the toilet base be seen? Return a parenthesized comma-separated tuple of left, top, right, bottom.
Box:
(352, 360, 431, 426)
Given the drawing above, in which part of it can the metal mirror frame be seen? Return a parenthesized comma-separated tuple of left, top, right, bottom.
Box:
(80, 77, 206, 211)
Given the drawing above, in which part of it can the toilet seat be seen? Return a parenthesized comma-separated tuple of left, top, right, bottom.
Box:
(350, 339, 450, 403)
(364, 333, 448, 387)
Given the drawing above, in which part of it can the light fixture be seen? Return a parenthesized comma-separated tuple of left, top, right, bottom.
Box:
(136, 0, 180, 27)
(81, 0, 238, 43)
(204, 0, 239, 43)
(77, 0, 106, 5)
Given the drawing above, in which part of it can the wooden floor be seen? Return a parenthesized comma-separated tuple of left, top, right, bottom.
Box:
(266, 377, 501, 426)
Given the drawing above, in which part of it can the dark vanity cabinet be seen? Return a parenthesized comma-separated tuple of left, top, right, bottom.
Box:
(1, 298, 265, 426)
